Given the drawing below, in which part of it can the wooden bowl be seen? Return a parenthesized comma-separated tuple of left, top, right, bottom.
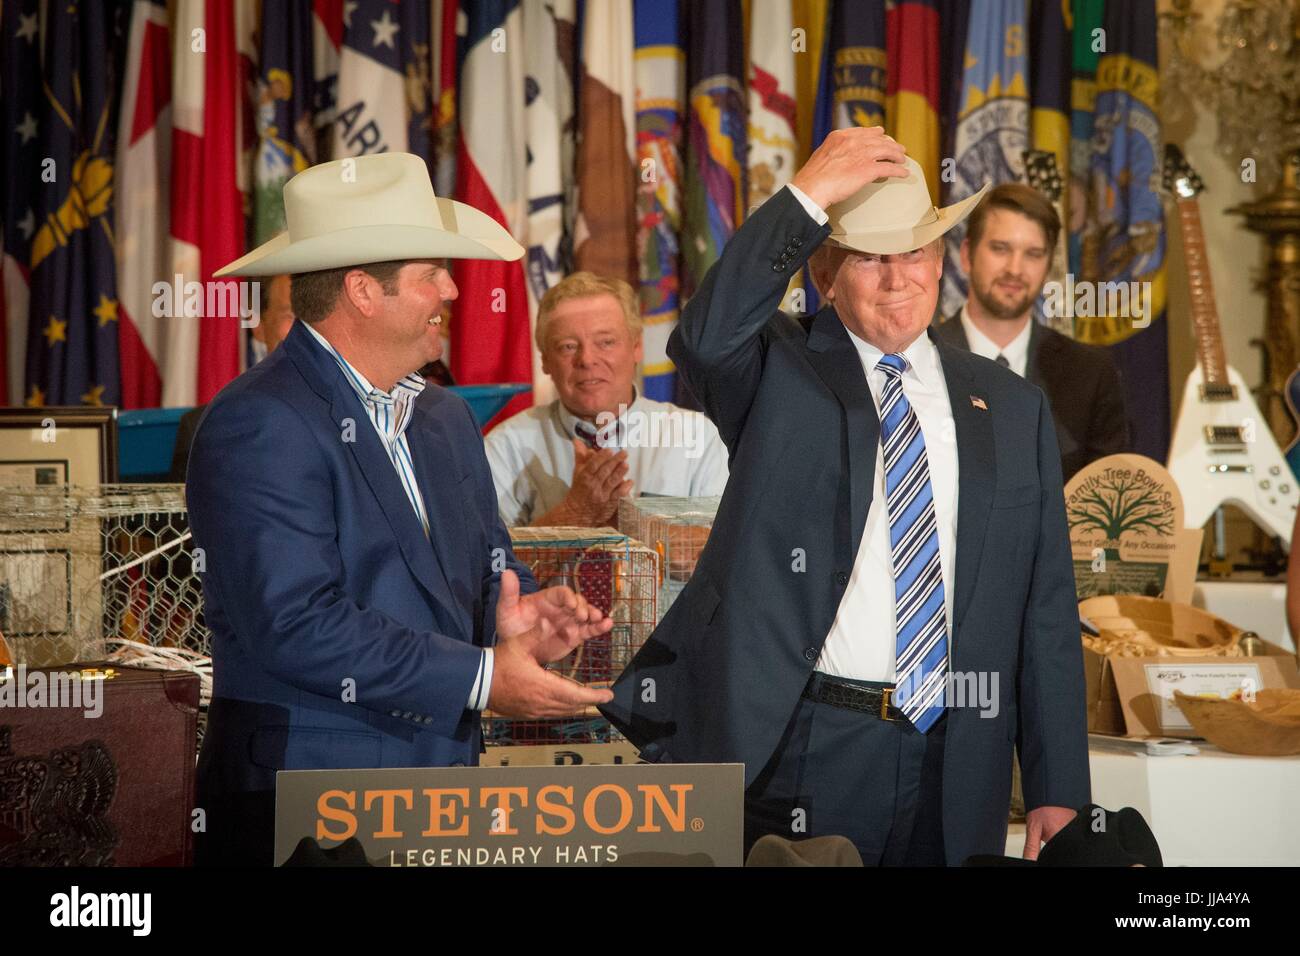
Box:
(1173, 689, 1300, 756)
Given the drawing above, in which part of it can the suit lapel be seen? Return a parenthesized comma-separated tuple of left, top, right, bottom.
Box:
(282, 325, 454, 608)
(932, 331, 997, 635)
(330, 389, 453, 607)
(801, 315, 1001, 637)
(405, 404, 462, 601)
(806, 306, 879, 559)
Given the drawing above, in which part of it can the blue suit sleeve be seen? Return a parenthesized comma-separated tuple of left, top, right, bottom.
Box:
(1017, 390, 1091, 811)
(187, 390, 484, 736)
(667, 186, 832, 450)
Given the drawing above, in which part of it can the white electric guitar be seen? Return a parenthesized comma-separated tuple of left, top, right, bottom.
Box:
(1165, 144, 1299, 546)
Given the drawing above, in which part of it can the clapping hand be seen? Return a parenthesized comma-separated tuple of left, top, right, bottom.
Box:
(488, 569, 616, 718)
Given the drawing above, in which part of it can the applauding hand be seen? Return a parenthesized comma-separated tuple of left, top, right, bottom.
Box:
(488, 569, 616, 718)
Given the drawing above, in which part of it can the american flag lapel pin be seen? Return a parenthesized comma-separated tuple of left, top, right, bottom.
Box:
(970, 395, 988, 410)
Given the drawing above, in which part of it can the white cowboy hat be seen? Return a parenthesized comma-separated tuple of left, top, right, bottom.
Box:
(824, 157, 990, 256)
(215, 152, 524, 276)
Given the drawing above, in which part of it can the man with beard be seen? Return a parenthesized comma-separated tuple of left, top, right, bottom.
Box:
(934, 184, 1130, 480)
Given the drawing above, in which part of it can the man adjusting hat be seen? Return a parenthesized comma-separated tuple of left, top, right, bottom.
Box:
(188, 153, 613, 866)
(602, 127, 1090, 865)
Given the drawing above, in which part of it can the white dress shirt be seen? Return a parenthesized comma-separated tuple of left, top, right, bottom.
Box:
(303, 322, 492, 712)
(786, 182, 960, 683)
(483, 391, 730, 526)
(959, 305, 1032, 378)
(787, 182, 830, 225)
(814, 326, 960, 684)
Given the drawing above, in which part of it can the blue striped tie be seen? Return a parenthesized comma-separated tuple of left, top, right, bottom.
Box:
(876, 353, 948, 732)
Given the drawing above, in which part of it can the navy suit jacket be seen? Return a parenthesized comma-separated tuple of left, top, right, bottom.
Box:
(601, 187, 1090, 865)
(187, 321, 534, 863)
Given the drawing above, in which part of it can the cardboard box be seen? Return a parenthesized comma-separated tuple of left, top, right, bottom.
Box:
(1085, 647, 1300, 738)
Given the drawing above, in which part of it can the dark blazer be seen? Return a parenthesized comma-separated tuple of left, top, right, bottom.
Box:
(168, 405, 204, 482)
(186, 320, 535, 865)
(932, 315, 1129, 480)
(600, 187, 1090, 865)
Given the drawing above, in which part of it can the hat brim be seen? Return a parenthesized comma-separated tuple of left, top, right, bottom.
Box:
(215, 198, 525, 276)
(826, 182, 991, 256)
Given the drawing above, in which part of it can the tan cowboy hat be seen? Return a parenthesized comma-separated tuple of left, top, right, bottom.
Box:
(216, 152, 524, 276)
(745, 835, 864, 867)
(824, 156, 990, 256)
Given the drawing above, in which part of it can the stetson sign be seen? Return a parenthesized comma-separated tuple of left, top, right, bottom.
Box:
(274, 763, 743, 867)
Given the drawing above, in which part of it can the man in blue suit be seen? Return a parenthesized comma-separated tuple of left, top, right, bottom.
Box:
(190, 154, 613, 866)
(602, 128, 1090, 865)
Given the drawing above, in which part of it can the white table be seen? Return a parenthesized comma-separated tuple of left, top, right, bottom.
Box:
(1000, 580, 1297, 863)
(1072, 736, 1300, 865)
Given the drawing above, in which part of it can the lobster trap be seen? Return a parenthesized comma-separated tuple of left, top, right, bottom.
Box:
(0, 484, 211, 704)
(617, 496, 720, 620)
(484, 527, 659, 746)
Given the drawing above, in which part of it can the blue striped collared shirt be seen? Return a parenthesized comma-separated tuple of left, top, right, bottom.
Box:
(303, 322, 493, 712)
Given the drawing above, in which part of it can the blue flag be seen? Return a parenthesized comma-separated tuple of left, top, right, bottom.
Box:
(634, 0, 684, 403)
(24, 1, 125, 408)
(940, 0, 1031, 319)
(828, 0, 887, 130)
(254, 0, 317, 245)
(332, 0, 432, 162)
(2, 0, 43, 404)
(1076, 0, 1168, 462)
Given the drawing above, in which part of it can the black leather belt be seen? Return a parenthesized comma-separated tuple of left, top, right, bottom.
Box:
(802, 672, 905, 722)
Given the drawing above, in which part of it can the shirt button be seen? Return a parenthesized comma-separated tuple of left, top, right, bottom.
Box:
(772, 262, 785, 272)
(389, 710, 401, 718)
(803, 647, 818, 663)
(835, 571, 849, 587)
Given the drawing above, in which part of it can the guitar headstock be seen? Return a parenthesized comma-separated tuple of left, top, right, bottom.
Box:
(1022, 149, 1064, 203)
(1162, 144, 1205, 200)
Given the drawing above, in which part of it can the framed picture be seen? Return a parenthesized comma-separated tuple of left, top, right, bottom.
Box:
(0, 406, 117, 487)
(0, 408, 116, 665)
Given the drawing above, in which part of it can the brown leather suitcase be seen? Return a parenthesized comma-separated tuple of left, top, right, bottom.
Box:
(0, 663, 199, 866)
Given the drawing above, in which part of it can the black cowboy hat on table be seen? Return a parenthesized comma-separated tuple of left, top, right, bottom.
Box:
(964, 804, 1162, 867)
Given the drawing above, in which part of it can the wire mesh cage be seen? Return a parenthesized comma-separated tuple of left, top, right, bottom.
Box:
(0, 484, 211, 705)
(617, 496, 720, 620)
(485, 527, 659, 746)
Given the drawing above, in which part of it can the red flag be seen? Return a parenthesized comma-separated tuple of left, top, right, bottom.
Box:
(170, 0, 247, 405)
(116, 0, 171, 408)
(452, 0, 532, 427)
(886, 0, 941, 205)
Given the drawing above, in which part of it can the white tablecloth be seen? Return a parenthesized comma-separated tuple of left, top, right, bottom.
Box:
(1004, 735, 1300, 865)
